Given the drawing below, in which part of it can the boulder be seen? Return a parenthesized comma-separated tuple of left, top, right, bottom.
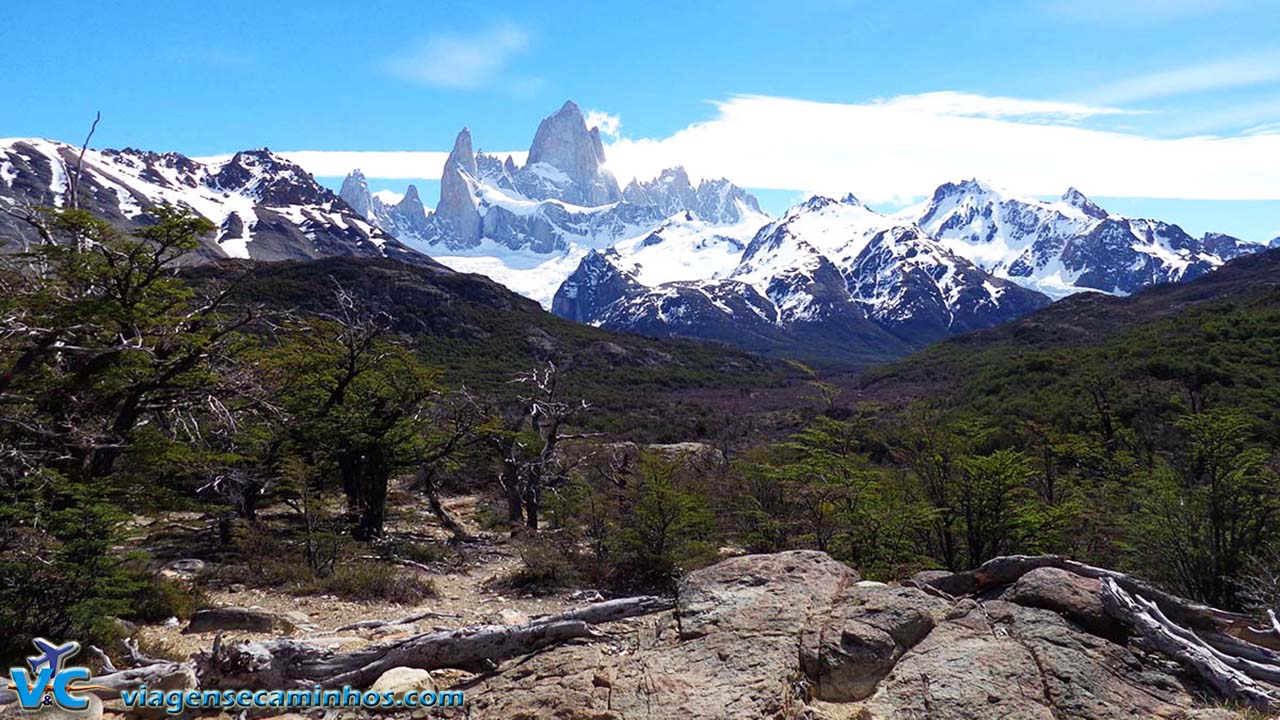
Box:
(802, 585, 951, 701)
(1000, 566, 1123, 640)
(852, 600, 1195, 720)
(370, 667, 437, 695)
(279, 610, 311, 626)
(913, 569, 976, 596)
(462, 550, 858, 719)
(410, 551, 1243, 719)
(164, 558, 206, 575)
(183, 606, 292, 634)
(485, 609, 530, 626)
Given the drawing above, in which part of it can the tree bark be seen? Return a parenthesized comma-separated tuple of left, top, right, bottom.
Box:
(1100, 578, 1278, 711)
(196, 595, 673, 690)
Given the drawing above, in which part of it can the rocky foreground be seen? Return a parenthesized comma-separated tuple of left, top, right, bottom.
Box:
(8, 550, 1276, 720)
(459, 551, 1257, 719)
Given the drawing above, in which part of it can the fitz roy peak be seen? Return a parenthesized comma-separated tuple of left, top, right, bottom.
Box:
(395, 100, 768, 306)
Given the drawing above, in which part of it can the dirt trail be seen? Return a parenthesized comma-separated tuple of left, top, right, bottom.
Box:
(136, 492, 586, 660)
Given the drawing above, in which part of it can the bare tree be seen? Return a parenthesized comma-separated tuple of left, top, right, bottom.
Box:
(494, 362, 591, 529)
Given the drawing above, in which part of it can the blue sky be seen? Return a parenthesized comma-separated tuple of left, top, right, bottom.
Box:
(3, 0, 1279, 239)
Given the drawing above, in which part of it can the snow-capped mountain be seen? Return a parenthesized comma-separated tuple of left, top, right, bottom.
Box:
(621, 166, 764, 225)
(556, 194, 1048, 358)
(379, 100, 769, 306)
(912, 179, 1259, 297)
(339, 169, 431, 246)
(0, 138, 422, 264)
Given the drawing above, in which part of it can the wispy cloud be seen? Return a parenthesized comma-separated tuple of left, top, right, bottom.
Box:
(600, 92, 1280, 203)
(383, 23, 530, 90)
(585, 110, 621, 138)
(229, 91, 1280, 205)
(194, 150, 528, 179)
(1087, 50, 1280, 104)
(876, 91, 1138, 121)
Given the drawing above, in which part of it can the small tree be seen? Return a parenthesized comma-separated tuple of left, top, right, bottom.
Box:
(271, 284, 439, 539)
(610, 456, 714, 591)
(492, 363, 590, 529)
(1137, 409, 1280, 607)
(956, 449, 1040, 567)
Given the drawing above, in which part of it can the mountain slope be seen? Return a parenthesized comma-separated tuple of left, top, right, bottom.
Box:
(913, 180, 1260, 298)
(555, 194, 1049, 363)
(184, 256, 791, 438)
(862, 248, 1280, 417)
(0, 138, 422, 265)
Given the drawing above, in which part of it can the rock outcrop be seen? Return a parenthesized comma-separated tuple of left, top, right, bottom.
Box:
(455, 551, 1249, 719)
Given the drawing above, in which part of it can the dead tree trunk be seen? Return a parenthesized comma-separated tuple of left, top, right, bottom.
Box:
(196, 595, 672, 690)
(1101, 579, 1279, 711)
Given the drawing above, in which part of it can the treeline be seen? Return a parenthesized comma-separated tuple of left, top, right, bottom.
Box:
(519, 302, 1280, 612)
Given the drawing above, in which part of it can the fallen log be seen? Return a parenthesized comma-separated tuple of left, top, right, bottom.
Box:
(1100, 578, 1278, 712)
(196, 594, 673, 690)
(88, 662, 197, 699)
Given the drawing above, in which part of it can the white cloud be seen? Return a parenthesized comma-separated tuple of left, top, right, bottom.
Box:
(1087, 50, 1280, 104)
(220, 90, 1280, 205)
(599, 92, 1280, 203)
(194, 150, 527, 179)
(383, 23, 529, 90)
(585, 109, 621, 138)
(877, 91, 1137, 120)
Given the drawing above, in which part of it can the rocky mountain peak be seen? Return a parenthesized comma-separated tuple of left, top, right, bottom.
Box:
(525, 100, 620, 206)
(447, 127, 479, 179)
(213, 149, 328, 206)
(1061, 187, 1107, 219)
(931, 178, 998, 204)
(397, 184, 427, 219)
(339, 170, 373, 218)
(432, 127, 483, 248)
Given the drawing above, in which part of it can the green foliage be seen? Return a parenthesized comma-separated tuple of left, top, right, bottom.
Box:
(0, 473, 144, 665)
(609, 458, 716, 591)
(1134, 409, 1280, 606)
(864, 284, 1280, 605)
(263, 306, 442, 538)
(313, 563, 437, 604)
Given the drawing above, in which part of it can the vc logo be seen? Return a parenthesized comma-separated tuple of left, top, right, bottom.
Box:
(7, 639, 105, 711)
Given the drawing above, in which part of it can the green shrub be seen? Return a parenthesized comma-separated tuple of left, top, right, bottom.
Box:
(122, 575, 206, 622)
(309, 562, 437, 604)
(494, 537, 584, 594)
